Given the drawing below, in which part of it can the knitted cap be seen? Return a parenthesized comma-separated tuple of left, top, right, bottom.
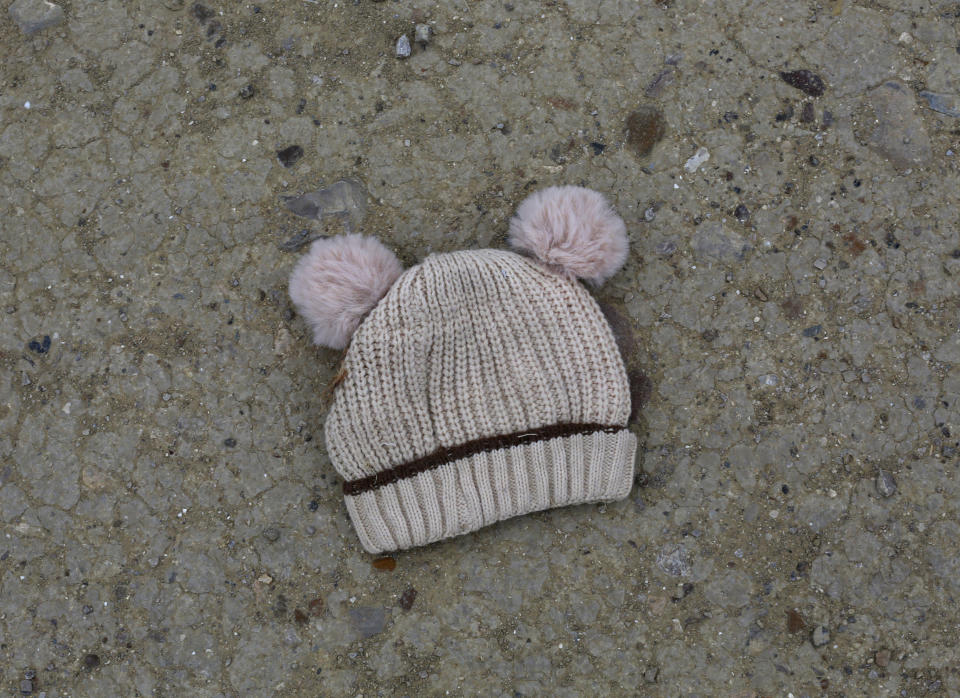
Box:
(289, 187, 638, 553)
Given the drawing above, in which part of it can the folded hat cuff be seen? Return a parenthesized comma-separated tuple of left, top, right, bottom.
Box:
(343, 427, 637, 554)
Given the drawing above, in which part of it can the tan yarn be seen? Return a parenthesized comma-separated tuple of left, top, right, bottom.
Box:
(325, 249, 637, 553)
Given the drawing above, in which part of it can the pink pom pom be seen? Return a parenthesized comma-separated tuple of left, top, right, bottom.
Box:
(289, 234, 404, 349)
(508, 186, 629, 285)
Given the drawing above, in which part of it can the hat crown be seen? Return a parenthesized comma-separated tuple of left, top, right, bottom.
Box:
(325, 249, 631, 483)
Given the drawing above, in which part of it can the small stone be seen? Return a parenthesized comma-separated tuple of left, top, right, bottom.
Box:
(399, 587, 417, 610)
(28, 335, 51, 354)
(277, 145, 304, 168)
(644, 666, 659, 683)
(262, 527, 280, 542)
(684, 147, 710, 173)
(257, 574, 273, 584)
(372, 556, 396, 571)
(780, 69, 825, 97)
(284, 628, 301, 647)
(802, 324, 822, 337)
(734, 204, 749, 222)
(754, 288, 768, 302)
(876, 470, 897, 497)
(82, 605, 93, 615)
(82, 653, 101, 670)
(395, 34, 411, 58)
(223, 437, 237, 448)
(775, 104, 794, 122)
(917, 91, 960, 119)
(24, 671, 35, 680)
(20, 679, 32, 695)
(348, 606, 388, 638)
(414, 23, 431, 46)
(643, 207, 656, 222)
(813, 258, 828, 270)
(811, 625, 830, 647)
(787, 609, 806, 633)
(875, 649, 891, 667)
(9, 0, 64, 35)
(626, 106, 666, 158)
(239, 84, 256, 99)
(282, 179, 368, 225)
(800, 102, 815, 123)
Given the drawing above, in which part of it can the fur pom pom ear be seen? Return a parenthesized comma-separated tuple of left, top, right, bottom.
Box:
(508, 186, 628, 285)
(289, 234, 404, 350)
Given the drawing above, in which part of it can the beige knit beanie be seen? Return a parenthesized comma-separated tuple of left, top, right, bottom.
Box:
(289, 186, 638, 553)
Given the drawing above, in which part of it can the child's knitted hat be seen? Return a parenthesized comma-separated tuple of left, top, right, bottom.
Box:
(289, 186, 637, 553)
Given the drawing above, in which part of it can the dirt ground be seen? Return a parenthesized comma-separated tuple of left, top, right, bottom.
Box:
(2, 0, 960, 695)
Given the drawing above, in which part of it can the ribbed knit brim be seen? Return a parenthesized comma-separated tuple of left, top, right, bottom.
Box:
(344, 428, 637, 553)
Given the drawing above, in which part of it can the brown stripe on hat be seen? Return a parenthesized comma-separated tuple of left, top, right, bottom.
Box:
(343, 422, 626, 495)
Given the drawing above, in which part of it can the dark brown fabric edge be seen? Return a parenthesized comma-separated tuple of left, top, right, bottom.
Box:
(342, 422, 626, 496)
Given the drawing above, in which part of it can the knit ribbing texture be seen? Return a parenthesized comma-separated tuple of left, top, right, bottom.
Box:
(325, 249, 636, 553)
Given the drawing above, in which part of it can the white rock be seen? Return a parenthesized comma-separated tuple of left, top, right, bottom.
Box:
(683, 147, 710, 172)
(395, 34, 411, 59)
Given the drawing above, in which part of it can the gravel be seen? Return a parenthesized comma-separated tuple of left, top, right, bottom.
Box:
(396, 34, 411, 58)
(811, 625, 830, 647)
(779, 69, 825, 96)
(683, 146, 710, 173)
(414, 24, 431, 47)
(349, 607, 389, 639)
(282, 179, 368, 224)
(876, 470, 897, 498)
(276, 145, 304, 168)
